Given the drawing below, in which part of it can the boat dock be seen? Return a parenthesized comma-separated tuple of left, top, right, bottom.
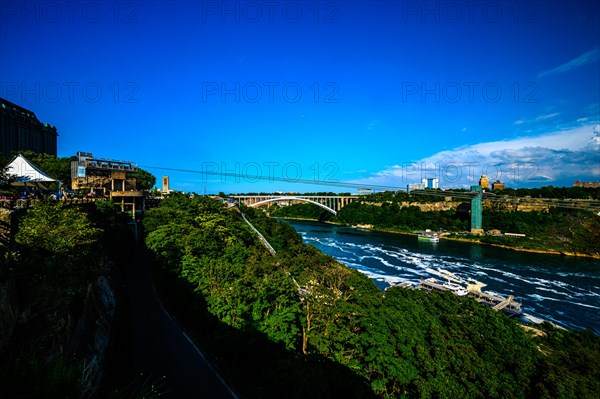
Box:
(407, 270, 523, 316)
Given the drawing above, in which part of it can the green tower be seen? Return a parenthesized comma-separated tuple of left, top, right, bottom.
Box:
(470, 185, 483, 234)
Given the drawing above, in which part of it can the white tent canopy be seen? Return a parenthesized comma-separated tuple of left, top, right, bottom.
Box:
(5, 154, 62, 189)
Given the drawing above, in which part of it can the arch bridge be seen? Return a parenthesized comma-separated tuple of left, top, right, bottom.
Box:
(230, 195, 358, 215)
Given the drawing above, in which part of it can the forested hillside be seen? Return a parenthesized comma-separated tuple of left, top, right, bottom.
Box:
(144, 193, 600, 398)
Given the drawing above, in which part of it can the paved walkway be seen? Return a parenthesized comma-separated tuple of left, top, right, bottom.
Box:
(126, 248, 237, 398)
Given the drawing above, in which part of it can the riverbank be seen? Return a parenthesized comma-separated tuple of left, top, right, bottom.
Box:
(441, 236, 600, 259)
(275, 217, 600, 260)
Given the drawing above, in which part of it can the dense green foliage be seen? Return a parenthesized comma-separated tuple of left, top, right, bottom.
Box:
(337, 202, 469, 231)
(15, 203, 102, 291)
(144, 195, 600, 398)
(131, 168, 157, 190)
(477, 207, 600, 255)
(269, 203, 332, 220)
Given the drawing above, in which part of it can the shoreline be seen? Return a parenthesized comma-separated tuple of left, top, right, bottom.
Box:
(276, 217, 600, 260)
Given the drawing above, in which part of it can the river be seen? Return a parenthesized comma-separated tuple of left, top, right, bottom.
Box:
(284, 220, 600, 334)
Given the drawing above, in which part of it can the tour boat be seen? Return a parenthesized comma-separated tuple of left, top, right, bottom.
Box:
(418, 232, 439, 242)
(417, 277, 469, 296)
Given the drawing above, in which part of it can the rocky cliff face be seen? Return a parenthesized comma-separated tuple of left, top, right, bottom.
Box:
(0, 276, 17, 354)
(401, 201, 464, 212)
(73, 273, 117, 398)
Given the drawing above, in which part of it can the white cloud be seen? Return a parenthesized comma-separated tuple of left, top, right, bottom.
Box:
(535, 112, 560, 121)
(515, 113, 561, 125)
(348, 124, 600, 189)
(538, 48, 600, 78)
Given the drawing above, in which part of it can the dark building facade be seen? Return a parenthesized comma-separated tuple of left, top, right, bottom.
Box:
(0, 97, 58, 157)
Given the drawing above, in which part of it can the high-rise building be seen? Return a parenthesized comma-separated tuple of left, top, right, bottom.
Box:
(479, 175, 489, 190)
(492, 180, 505, 191)
(421, 177, 439, 189)
(0, 97, 58, 157)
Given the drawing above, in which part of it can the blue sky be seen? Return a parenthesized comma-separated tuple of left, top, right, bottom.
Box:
(1, 0, 599, 193)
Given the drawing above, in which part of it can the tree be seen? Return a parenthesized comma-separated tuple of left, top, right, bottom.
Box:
(131, 168, 156, 190)
(16, 203, 102, 284)
(0, 166, 16, 190)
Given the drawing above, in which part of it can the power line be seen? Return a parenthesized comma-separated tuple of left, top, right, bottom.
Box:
(142, 165, 600, 212)
(141, 165, 411, 192)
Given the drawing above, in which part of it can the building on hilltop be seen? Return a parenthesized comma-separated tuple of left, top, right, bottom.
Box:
(71, 151, 146, 213)
(492, 180, 505, 191)
(479, 175, 489, 190)
(161, 176, 171, 194)
(407, 182, 426, 192)
(573, 180, 599, 188)
(0, 97, 58, 157)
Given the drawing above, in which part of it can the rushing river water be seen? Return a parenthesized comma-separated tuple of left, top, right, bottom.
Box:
(284, 220, 600, 334)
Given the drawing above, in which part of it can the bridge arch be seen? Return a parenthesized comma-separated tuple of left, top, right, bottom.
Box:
(248, 196, 337, 215)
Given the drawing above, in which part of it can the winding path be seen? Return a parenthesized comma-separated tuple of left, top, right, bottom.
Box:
(126, 248, 238, 398)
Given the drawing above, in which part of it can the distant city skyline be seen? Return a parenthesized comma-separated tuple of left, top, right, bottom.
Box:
(1, 1, 598, 193)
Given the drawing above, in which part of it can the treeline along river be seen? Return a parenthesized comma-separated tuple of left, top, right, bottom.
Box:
(284, 220, 600, 334)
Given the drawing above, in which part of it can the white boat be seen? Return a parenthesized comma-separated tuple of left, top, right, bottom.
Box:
(417, 277, 469, 296)
(418, 232, 439, 242)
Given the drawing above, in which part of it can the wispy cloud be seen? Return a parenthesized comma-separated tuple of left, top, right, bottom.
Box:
(538, 48, 600, 78)
(535, 112, 560, 121)
(347, 123, 600, 189)
(513, 112, 560, 125)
